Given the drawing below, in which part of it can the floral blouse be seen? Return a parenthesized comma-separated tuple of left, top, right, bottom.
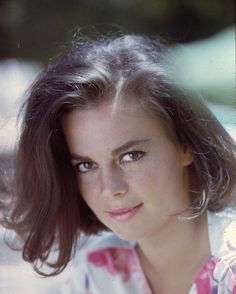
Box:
(61, 209, 236, 293)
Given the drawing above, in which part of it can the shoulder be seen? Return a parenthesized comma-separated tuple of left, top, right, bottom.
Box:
(59, 232, 143, 293)
(74, 231, 137, 276)
(208, 207, 236, 258)
(207, 208, 236, 292)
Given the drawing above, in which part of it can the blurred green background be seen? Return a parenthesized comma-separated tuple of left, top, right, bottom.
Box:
(0, 0, 235, 154)
(0, 0, 234, 61)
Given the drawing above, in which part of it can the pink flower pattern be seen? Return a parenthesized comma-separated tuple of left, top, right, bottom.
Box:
(87, 247, 138, 283)
(86, 248, 236, 293)
(194, 257, 218, 293)
(61, 210, 236, 293)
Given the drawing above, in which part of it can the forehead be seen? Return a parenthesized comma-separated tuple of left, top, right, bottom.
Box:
(61, 100, 173, 154)
(62, 100, 160, 131)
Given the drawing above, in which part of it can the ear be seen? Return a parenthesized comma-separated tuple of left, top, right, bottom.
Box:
(180, 145, 193, 167)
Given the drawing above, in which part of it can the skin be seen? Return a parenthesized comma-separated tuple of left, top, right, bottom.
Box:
(62, 100, 210, 293)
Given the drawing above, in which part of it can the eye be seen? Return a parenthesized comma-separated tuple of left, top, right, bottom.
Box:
(75, 161, 95, 173)
(120, 151, 146, 163)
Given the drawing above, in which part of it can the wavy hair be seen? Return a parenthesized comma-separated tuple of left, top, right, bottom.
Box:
(2, 34, 236, 276)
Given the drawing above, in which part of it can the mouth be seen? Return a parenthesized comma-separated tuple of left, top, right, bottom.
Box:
(106, 203, 143, 222)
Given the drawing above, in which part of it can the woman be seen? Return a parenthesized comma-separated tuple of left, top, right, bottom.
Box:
(3, 35, 236, 293)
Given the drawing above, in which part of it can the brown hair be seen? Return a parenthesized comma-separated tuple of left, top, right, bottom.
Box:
(2, 35, 236, 276)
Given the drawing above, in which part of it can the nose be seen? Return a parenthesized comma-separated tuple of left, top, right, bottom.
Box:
(100, 165, 128, 198)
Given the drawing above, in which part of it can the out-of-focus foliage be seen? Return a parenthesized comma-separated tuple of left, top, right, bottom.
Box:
(171, 26, 235, 105)
(0, 60, 41, 153)
(0, 0, 234, 151)
(0, 0, 234, 62)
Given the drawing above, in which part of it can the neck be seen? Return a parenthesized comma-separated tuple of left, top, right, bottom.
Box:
(136, 213, 210, 294)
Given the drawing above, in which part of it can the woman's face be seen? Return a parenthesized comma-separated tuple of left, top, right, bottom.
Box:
(62, 101, 192, 241)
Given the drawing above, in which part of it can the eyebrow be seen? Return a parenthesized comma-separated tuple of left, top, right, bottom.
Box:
(111, 138, 151, 156)
(70, 138, 151, 161)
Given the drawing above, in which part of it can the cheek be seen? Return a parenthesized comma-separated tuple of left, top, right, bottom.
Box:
(136, 155, 185, 193)
(77, 174, 112, 220)
(77, 176, 98, 208)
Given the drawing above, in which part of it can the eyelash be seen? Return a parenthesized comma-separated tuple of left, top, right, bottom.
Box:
(119, 150, 146, 164)
(74, 161, 96, 173)
(74, 150, 146, 174)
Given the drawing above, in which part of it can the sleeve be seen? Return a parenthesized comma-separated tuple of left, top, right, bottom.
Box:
(207, 209, 236, 293)
(213, 212, 236, 293)
(59, 257, 91, 294)
(213, 256, 236, 293)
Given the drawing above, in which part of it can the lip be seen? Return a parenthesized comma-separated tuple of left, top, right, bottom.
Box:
(106, 203, 143, 222)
